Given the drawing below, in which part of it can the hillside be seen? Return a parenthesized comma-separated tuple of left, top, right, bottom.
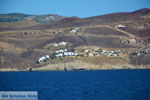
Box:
(0, 20, 40, 28)
(0, 8, 149, 38)
(0, 13, 65, 23)
(0, 8, 150, 71)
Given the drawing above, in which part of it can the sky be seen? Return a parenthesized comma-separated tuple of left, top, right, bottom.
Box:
(0, 0, 149, 18)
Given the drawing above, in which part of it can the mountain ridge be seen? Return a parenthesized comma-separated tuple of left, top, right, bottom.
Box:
(0, 8, 149, 23)
(0, 13, 65, 23)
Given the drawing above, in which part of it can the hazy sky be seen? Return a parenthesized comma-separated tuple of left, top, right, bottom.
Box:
(0, 0, 149, 18)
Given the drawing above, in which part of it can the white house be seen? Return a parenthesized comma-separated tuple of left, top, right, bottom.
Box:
(59, 42, 67, 46)
(70, 29, 77, 33)
(112, 54, 118, 57)
(54, 49, 78, 58)
(64, 49, 68, 52)
(102, 50, 107, 53)
(115, 25, 126, 29)
(128, 39, 136, 44)
(45, 55, 50, 59)
(63, 52, 67, 56)
(38, 55, 50, 63)
(110, 51, 115, 53)
(55, 49, 64, 53)
(53, 43, 59, 47)
(55, 53, 63, 58)
(41, 56, 46, 60)
(66, 52, 77, 56)
(38, 58, 43, 63)
(74, 53, 78, 56)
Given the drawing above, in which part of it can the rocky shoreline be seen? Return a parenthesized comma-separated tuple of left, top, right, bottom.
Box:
(0, 62, 149, 72)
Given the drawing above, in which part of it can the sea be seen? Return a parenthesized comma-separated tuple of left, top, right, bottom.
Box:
(0, 70, 150, 100)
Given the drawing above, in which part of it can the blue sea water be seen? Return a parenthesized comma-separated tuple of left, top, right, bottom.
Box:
(0, 70, 150, 100)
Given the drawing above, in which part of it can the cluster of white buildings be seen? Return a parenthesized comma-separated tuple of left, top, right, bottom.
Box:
(38, 55, 50, 63)
(36, 48, 121, 64)
(37, 49, 78, 64)
(55, 49, 78, 58)
(100, 49, 119, 57)
(49, 41, 67, 47)
(52, 27, 80, 34)
(80, 48, 120, 57)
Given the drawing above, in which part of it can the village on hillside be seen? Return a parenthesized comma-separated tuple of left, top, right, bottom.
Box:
(34, 25, 150, 65)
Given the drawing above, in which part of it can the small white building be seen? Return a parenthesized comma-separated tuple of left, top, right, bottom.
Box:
(45, 55, 50, 59)
(55, 53, 63, 58)
(38, 58, 43, 63)
(74, 53, 78, 56)
(64, 49, 68, 52)
(59, 42, 67, 46)
(55, 49, 64, 53)
(112, 54, 118, 57)
(38, 55, 50, 63)
(128, 39, 136, 44)
(64, 52, 69, 56)
(102, 50, 107, 53)
(110, 51, 115, 53)
(89, 53, 94, 57)
(54, 49, 78, 58)
(115, 25, 126, 29)
(70, 29, 77, 33)
(53, 43, 59, 47)
(67, 52, 72, 56)
(41, 56, 46, 60)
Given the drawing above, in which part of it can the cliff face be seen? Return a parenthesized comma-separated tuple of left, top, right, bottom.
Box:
(0, 8, 150, 71)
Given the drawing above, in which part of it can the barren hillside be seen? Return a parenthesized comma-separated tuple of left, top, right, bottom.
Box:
(0, 8, 150, 71)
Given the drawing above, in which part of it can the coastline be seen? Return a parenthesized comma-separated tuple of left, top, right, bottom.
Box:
(0, 65, 149, 72)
